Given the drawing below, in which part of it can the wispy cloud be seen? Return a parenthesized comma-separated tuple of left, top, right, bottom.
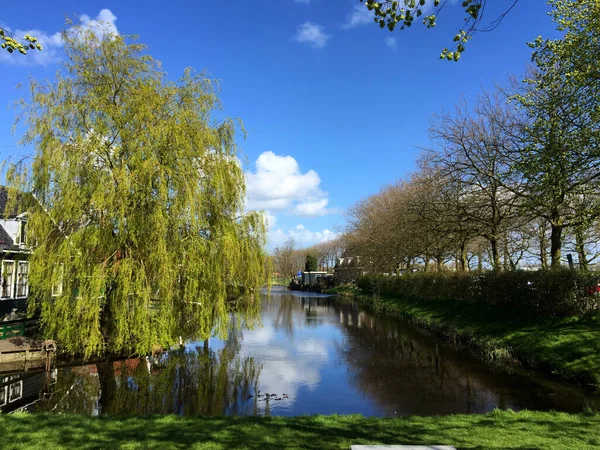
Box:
(294, 22, 330, 49)
(384, 36, 397, 50)
(341, 4, 373, 29)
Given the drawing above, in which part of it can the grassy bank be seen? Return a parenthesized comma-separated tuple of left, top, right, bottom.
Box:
(330, 285, 600, 389)
(270, 276, 290, 286)
(1, 410, 599, 449)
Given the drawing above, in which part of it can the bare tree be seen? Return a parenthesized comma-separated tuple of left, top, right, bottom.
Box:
(427, 91, 522, 270)
(273, 239, 303, 280)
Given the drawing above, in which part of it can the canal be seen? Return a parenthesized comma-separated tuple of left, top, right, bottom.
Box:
(1, 286, 598, 416)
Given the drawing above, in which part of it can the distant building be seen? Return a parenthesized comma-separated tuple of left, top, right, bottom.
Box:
(333, 256, 365, 285)
(301, 271, 328, 286)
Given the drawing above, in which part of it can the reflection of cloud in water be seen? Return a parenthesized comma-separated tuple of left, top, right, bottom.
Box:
(240, 336, 324, 402)
(234, 292, 335, 408)
(296, 339, 328, 360)
(242, 327, 274, 346)
(255, 359, 321, 402)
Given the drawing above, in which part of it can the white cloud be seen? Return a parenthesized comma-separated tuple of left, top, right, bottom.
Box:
(0, 9, 118, 66)
(265, 212, 277, 230)
(294, 199, 329, 216)
(246, 151, 330, 217)
(245, 151, 339, 249)
(73, 9, 118, 40)
(341, 4, 373, 29)
(384, 36, 397, 50)
(294, 22, 330, 49)
(270, 225, 338, 248)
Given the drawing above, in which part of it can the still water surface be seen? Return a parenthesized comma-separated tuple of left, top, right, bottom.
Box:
(1, 287, 598, 416)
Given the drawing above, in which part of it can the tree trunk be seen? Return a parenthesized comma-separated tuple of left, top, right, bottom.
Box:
(576, 228, 588, 271)
(538, 220, 549, 269)
(503, 237, 510, 271)
(540, 241, 548, 270)
(436, 257, 443, 272)
(459, 245, 467, 272)
(490, 237, 501, 270)
(550, 223, 563, 268)
(97, 362, 117, 415)
(477, 253, 483, 272)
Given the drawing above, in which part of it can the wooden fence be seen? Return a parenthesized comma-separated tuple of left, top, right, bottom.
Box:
(1, 319, 38, 340)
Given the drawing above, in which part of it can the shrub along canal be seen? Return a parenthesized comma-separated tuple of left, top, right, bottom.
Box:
(1, 286, 598, 416)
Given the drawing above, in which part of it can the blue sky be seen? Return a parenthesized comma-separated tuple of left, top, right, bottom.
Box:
(0, 1, 559, 249)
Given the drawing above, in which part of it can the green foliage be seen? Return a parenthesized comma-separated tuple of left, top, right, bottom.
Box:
(4, 30, 267, 357)
(327, 283, 360, 296)
(510, 0, 600, 267)
(0, 28, 42, 54)
(305, 254, 318, 272)
(358, 270, 600, 317)
(359, 0, 500, 60)
(528, 0, 600, 93)
(2, 410, 600, 449)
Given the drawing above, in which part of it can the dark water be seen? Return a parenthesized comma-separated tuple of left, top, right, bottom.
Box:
(1, 286, 598, 416)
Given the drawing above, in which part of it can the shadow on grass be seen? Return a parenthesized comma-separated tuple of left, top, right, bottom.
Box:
(1, 411, 600, 449)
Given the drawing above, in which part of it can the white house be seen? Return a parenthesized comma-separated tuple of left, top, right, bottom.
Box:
(0, 188, 31, 316)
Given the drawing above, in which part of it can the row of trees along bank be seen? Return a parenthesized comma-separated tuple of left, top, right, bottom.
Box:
(345, 0, 600, 274)
(358, 270, 600, 318)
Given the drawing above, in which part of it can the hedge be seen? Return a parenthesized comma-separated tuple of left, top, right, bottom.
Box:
(357, 269, 600, 317)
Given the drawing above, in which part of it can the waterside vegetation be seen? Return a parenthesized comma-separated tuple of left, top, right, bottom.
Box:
(332, 272, 600, 389)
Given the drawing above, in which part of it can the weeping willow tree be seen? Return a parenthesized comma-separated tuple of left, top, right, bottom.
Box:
(5, 28, 268, 357)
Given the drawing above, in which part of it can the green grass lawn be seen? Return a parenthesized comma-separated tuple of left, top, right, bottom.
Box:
(347, 290, 600, 388)
(1, 410, 599, 449)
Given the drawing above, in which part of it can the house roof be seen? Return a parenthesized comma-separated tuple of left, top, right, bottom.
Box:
(0, 225, 13, 246)
(0, 186, 33, 254)
(0, 223, 21, 252)
(0, 186, 34, 219)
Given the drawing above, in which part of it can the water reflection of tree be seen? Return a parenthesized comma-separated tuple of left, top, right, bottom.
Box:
(272, 294, 297, 338)
(334, 301, 587, 415)
(302, 296, 336, 328)
(37, 341, 262, 416)
(267, 292, 337, 335)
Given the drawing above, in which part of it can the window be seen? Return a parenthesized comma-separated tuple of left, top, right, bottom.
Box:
(15, 221, 27, 247)
(52, 264, 64, 297)
(16, 262, 29, 298)
(1, 261, 15, 299)
(0, 384, 7, 407)
(8, 377, 23, 403)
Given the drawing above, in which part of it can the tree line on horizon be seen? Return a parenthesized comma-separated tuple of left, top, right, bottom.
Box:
(271, 238, 346, 281)
(343, 0, 600, 274)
